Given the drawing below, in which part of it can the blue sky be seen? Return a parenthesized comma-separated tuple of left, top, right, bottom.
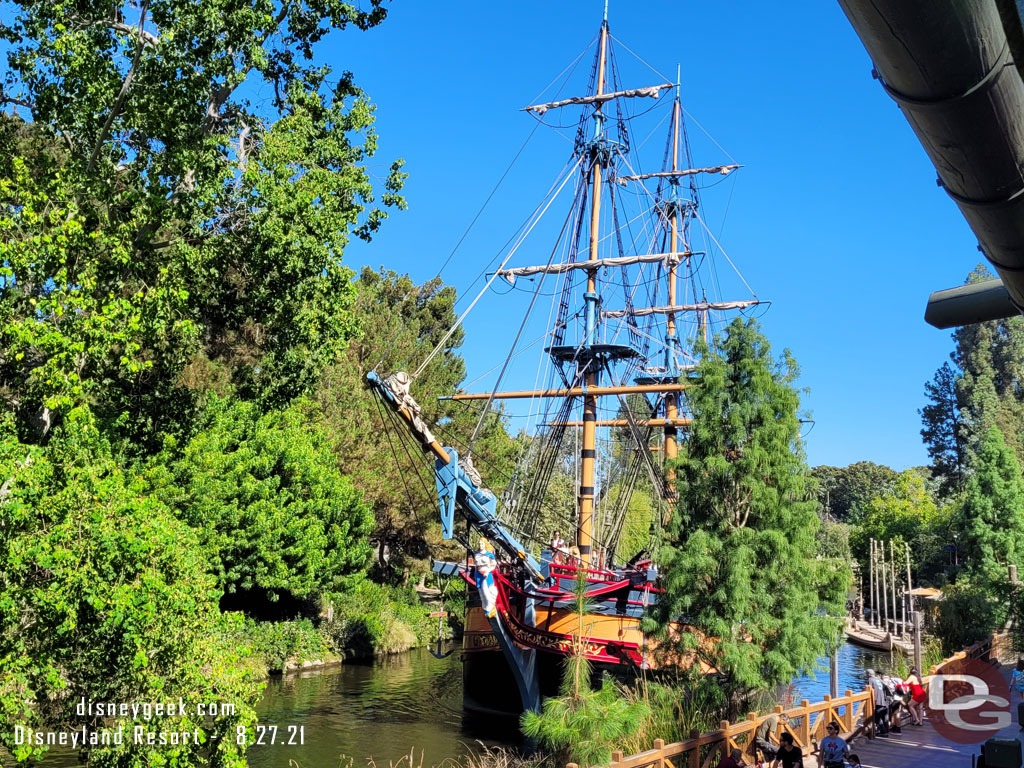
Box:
(326, 0, 980, 471)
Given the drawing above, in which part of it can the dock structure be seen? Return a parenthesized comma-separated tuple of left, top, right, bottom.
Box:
(582, 633, 1012, 768)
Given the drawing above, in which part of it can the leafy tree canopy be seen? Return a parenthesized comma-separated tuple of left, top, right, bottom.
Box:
(848, 471, 938, 566)
(647, 318, 848, 715)
(150, 396, 373, 604)
(0, 0, 405, 449)
(0, 411, 260, 766)
(811, 461, 898, 522)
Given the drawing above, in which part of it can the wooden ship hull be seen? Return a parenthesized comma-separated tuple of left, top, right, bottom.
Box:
(843, 619, 914, 654)
(460, 563, 652, 713)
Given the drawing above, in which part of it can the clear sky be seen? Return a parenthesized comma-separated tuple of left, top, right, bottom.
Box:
(323, 1, 982, 471)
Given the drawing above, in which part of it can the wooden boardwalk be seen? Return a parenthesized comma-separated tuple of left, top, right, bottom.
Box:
(824, 663, 1016, 768)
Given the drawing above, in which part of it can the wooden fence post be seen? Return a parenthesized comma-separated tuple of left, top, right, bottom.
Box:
(611, 751, 623, 766)
(800, 700, 810, 746)
(720, 720, 731, 762)
(655, 738, 666, 768)
(689, 729, 700, 768)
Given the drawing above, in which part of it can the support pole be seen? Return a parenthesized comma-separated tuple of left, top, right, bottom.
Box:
(913, 611, 922, 673)
(663, 85, 681, 506)
(830, 646, 840, 698)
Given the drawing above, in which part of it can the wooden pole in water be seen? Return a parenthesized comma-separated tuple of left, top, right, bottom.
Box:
(905, 542, 913, 637)
(869, 539, 876, 627)
(913, 610, 922, 673)
(879, 540, 889, 633)
(890, 540, 898, 635)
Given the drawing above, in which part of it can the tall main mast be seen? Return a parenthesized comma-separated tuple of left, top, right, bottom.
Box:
(663, 76, 682, 507)
(578, 16, 610, 568)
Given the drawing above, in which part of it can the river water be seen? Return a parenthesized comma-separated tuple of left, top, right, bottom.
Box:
(247, 646, 520, 768)
(248, 640, 906, 768)
(34, 641, 902, 767)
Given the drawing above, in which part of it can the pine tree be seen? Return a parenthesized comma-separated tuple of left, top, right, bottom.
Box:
(922, 265, 1024, 490)
(957, 426, 1024, 589)
(919, 362, 965, 494)
(646, 318, 848, 717)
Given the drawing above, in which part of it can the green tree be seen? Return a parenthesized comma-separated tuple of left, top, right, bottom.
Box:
(956, 426, 1024, 589)
(922, 266, 1024, 491)
(0, 0, 404, 450)
(849, 471, 938, 567)
(647, 318, 848, 716)
(920, 362, 966, 494)
(0, 411, 260, 766)
(152, 396, 373, 605)
(811, 462, 898, 522)
(317, 268, 520, 580)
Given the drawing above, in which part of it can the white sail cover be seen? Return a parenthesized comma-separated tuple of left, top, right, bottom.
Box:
(615, 166, 740, 184)
(602, 300, 763, 319)
(383, 371, 438, 447)
(525, 83, 673, 116)
(497, 251, 689, 284)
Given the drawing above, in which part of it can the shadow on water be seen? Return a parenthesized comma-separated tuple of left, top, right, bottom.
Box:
(248, 645, 521, 768)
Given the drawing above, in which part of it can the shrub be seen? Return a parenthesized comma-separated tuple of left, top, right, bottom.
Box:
(326, 580, 437, 658)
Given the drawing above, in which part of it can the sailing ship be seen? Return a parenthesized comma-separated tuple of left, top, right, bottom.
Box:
(369, 10, 765, 714)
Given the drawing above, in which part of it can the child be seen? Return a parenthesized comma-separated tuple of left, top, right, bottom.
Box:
(847, 755, 861, 768)
(1012, 659, 1024, 701)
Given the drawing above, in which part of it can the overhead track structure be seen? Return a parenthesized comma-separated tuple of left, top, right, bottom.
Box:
(837, 0, 1024, 327)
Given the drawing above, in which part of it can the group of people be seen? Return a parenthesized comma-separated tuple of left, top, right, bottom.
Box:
(867, 667, 926, 737)
(714, 664, 930, 768)
(715, 719, 861, 768)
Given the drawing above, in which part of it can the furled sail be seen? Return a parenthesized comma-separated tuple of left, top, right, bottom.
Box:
(602, 300, 763, 319)
(524, 83, 673, 116)
(497, 251, 691, 284)
(615, 166, 740, 184)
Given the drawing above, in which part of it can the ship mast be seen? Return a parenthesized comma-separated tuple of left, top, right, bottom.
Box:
(663, 71, 682, 507)
(578, 14, 610, 569)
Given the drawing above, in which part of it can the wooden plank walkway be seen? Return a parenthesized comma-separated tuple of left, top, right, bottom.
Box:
(819, 663, 1017, 768)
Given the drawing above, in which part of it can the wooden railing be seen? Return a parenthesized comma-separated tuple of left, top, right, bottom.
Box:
(927, 631, 1006, 676)
(570, 688, 874, 768)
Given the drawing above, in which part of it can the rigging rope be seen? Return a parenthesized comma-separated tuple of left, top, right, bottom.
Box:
(412, 155, 583, 381)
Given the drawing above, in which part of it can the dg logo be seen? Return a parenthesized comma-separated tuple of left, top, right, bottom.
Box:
(926, 657, 1011, 744)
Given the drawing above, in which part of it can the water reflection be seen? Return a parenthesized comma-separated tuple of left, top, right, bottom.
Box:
(248, 646, 518, 768)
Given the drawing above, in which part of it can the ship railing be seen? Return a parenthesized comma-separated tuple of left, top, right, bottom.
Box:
(574, 688, 874, 768)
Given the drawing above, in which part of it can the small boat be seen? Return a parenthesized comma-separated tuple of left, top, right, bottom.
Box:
(844, 619, 914, 654)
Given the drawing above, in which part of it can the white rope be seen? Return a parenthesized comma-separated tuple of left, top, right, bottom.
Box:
(691, 206, 757, 298)
(412, 155, 584, 380)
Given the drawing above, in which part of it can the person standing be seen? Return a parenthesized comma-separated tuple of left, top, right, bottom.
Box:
(1012, 659, 1024, 701)
(771, 732, 801, 768)
(867, 669, 889, 737)
(550, 531, 565, 564)
(904, 667, 926, 726)
(818, 722, 849, 768)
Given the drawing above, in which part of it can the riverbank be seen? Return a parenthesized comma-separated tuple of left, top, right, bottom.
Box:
(241, 580, 457, 676)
